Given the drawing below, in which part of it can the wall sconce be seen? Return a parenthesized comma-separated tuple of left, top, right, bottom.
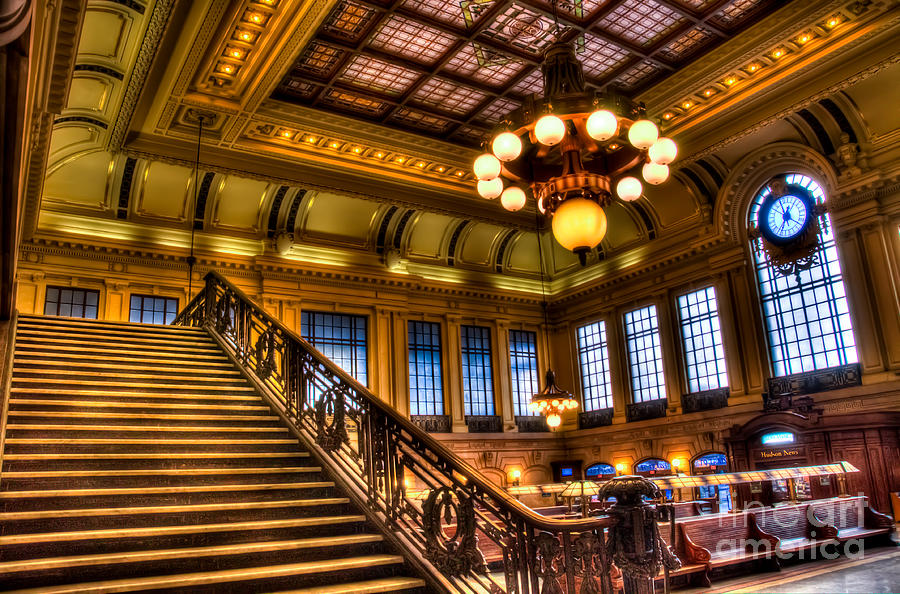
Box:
(615, 462, 627, 476)
(508, 468, 522, 486)
(672, 458, 685, 475)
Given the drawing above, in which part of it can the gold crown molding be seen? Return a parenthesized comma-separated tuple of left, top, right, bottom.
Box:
(678, 52, 900, 168)
(108, 0, 178, 151)
(171, 0, 231, 98)
(644, 0, 868, 122)
(832, 178, 900, 212)
(18, 237, 547, 307)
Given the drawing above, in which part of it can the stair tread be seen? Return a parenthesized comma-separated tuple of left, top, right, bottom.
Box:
(0, 482, 334, 498)
(6, 438, 298, 445)
(16, 316, 206, 332)
(11, 369, 244, 381)
(9, 390, 260, 401)
(15, 331, 216, 347)
(12, 357, 238, 369)
(3, 452, 308, 460)
(15, 342, 221, 354)
(3, 554, 405, 594)
(273, 577, 427, 594)
(0, 498, 350, 521)
(6, 424, 287, 433)
(11, 378, 255, 390)
(0, 534, 383, 575)
(0, 515, 367, 546)
(2, 467, 321, 479)
(8, 411, 278, 421)
(10, 398, 268, 410)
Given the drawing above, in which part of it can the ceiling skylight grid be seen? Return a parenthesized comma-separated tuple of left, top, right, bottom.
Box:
(370, 15, 458, 64)
(659, 26, 716, 60)
(712, 0, 768, 27)
(580, 33, 631, 78)
(482, 4, 558, 55)
(321, 89, 390, 116)
(411, 78, 489, 115)
(322, 0, 378, 41)
(599, 0, 687, 46)
(475, 96, 522, 124)
(444, 43, 526, 87)
(339, 55, 421, 95)
(296, 42, 345, 78)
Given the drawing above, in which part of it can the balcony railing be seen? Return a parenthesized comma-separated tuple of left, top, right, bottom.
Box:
(175, 271, 675, 594)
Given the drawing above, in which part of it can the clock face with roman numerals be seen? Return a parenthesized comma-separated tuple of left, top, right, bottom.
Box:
(758, 185, 815, 247)
(766, 194, 808, 240)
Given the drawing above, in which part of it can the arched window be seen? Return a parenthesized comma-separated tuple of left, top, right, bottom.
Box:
(750, 173, 858, 376)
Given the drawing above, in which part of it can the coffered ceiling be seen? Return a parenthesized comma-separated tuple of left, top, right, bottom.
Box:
(27, 0, 900, 292)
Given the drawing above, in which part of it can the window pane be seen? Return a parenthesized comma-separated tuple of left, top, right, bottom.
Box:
(624, 305, 666, 403)
(677, 286, 728, 393)
(44, 287, 99, 319)
(750, 175, 857, 376)
(408, 321, 443, 416)
(509, 330, 539, 416)
(129, 294, 179, 326)
(576, 321, 612, 411)
(460, 325, 494, 416)
(301, 310, 368, 386)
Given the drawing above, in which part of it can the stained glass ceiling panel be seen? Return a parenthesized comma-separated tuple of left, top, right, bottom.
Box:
(370, 15, 458, 65)
(272, 0, 783, 145)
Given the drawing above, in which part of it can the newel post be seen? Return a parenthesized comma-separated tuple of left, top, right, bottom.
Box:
(598, 476, 681, 594)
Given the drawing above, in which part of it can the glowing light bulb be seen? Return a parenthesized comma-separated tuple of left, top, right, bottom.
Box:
(500, 186, 527, 212)
(616, 177, 642, 201)
(628, 119, 658, 150)
(477, 177, 503, 200)
(586, 110, 618, 141)
(642, 162, 669, 185)
(473, 153, 501, 181)
(551, 198, 607, 252)
(648, 138, 677, 165)
(546, 413, 562, 428)
(492, 132, 522, 162)
(534, 115, 566, 146)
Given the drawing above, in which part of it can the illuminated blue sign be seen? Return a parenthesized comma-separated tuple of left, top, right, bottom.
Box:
(761, 431, 795, 445)
(560, 467, 573, 477)
(693, 453, 728, 469)
(635, 459, 671, 473)
(585, 463, 615, 477)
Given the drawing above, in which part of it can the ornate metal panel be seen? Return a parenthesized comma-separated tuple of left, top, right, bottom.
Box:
(578, 408, 614, 429)
(466, 414, 502, 433)
(515, 415, 549, 433)
(411, 414, 452, 433)
(681, 388, 729, 414)
(765, 363, 861, 398)
(625, 399, 667, 422)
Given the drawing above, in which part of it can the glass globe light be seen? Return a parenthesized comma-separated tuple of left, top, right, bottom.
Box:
(537, 196, 548, 215)
(648, 137, 677, 165)
(501, 186, 527, 211)
(616, 177, 642, 201)
(492, 132, 522, 162)
(586, 110, 618, 141)
(642, 162, 669, 185)
(546, 413, 562, 428)
(551, 198, 607, 252)
(534, 115, 566, 146)
(477, 177, 503, 199)
(474, 153, 501, 181)
(628, 119, 659, 150)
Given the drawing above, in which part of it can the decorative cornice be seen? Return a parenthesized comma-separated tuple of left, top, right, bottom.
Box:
(108, 0, 177, 151)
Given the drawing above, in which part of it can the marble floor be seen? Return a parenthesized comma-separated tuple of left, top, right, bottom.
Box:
(680, 547, 900, 594)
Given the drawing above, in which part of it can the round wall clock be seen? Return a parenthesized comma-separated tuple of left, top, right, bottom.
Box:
(758, 184, 815, 247)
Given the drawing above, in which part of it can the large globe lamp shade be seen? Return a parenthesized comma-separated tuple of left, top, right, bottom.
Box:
(551, 198, 607, 262)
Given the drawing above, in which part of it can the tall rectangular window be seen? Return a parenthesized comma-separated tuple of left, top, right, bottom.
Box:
(677, 287, 728, 393)
(301, 311, 368, 385)
(460, 325, 494, 416)
(624, 305, 666, 402)
(408, 321, 443, 416)
(576, 321, 612, 411)
(509, 330, 539, 416)
(44, 287, 99, 319)
(129, 295, 178, 325)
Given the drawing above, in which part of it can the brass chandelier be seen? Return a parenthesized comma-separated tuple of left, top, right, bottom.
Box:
(472, 40, 678, 264)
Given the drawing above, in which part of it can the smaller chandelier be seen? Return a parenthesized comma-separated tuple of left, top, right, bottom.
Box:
(473, 41, 678, 264)
(530, 369, 578, 429)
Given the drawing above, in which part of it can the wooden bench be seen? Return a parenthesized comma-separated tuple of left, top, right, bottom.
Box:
(671, 500, 712, 518)
(807, 496, 895, 547)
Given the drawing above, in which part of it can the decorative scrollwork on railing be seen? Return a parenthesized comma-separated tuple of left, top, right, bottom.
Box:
(254, 326, 277, 380)
(422, 487, 488, 577)
(314, 386, 349, 452)
(172, 271, 669, 594)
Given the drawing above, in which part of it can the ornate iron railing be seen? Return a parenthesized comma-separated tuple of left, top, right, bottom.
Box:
(175, 272, 672, 594)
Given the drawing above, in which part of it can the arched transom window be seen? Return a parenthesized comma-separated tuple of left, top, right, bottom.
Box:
(749, 173, 858, 377)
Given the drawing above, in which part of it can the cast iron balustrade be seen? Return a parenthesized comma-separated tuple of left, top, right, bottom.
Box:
(175, 272, 673, 594)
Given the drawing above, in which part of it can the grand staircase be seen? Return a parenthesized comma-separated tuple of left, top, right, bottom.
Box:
(0, 314, 429, 593)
